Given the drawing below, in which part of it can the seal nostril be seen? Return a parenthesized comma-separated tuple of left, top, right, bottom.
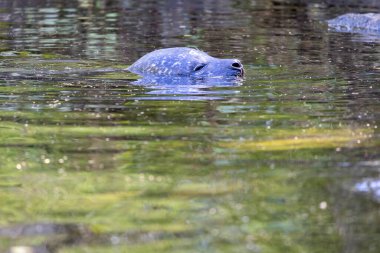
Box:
(232, 62, 241, 69)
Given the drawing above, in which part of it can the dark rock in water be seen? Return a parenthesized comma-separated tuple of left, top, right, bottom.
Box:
(327, 13, 380, 33)
(127, 47, 244, 80)
(0, 222, 196, 253)
(0, 223, 92, 253)
(0, 223, 86, 238)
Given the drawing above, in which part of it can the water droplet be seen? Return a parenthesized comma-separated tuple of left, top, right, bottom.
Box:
(319, 201, 327, 210)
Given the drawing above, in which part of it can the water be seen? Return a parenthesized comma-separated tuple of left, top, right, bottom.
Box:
(0, 0, 379, 252)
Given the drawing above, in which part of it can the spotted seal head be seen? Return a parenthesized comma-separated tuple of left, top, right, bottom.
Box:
(127, 47, 244, 78)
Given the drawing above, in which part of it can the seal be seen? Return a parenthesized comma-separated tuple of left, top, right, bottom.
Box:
(127, 47, 244, 78)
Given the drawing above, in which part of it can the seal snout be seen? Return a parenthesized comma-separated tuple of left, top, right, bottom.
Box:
(230, 60, 244, 77)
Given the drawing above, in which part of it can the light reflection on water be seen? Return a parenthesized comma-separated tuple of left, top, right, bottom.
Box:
(0, 0, 379, 253)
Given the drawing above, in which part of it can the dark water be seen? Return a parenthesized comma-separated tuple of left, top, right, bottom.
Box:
(0, 0, 379, 252)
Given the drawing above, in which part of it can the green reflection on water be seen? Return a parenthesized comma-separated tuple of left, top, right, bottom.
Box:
(0, 57, 378, 251)
(1, 1, 380, 250)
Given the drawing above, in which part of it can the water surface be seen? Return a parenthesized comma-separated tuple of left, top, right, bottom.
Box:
(0, 0, 379, 252)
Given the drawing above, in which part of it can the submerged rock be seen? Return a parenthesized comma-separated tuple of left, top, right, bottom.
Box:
(354, 178, 380, 202)
(327, 13, 380, 33)
(0, 222, 195, 253)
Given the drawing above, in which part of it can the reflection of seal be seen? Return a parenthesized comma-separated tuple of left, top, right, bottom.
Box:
(127, 47, 244, 78)
(327, 13, 380, 33)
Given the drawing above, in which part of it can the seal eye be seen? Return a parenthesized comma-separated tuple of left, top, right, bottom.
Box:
(194, 64, 206, 72)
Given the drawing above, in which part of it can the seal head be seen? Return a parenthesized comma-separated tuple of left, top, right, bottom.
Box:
(127, 47, 244, 78)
